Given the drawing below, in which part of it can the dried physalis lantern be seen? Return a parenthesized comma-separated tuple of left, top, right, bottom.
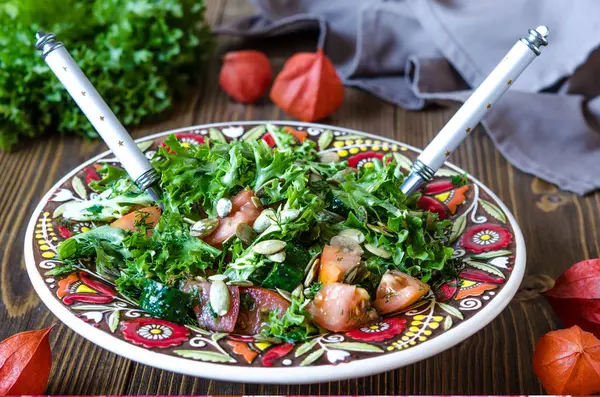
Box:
(219, 50, 273, 104)
(532, 325, 600, 395)
(0, 326, 54, 394)
(270, 48, 344, 122)
(545, 259, 600, 337)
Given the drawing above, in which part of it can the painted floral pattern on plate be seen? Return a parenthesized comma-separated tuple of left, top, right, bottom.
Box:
(31, 123, 516, 368)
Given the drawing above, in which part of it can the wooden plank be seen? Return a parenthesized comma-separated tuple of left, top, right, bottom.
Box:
(0, 0, 597, 393)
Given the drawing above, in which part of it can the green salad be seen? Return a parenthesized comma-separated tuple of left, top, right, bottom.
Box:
(54, 125, 460, 342)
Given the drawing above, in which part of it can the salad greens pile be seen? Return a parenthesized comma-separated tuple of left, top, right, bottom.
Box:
(55, 125, 458, 342)
(0, 0, 212, 151)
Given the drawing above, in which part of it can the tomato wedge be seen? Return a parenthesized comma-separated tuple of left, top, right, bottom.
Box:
(234, 287, 290, 335)
(230, 189, 257, 213)
(204, 189, 262, 247)
(182, 281, 240, 333)
(372, 270, 430, 315)
(309, 283, 378, 332)
(318, 245, 361, 284)
(110, 206, 161, 235)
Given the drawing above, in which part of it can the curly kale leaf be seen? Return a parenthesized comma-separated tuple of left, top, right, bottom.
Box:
(261, 289, 318, 343)
(0, 0, 213, 151)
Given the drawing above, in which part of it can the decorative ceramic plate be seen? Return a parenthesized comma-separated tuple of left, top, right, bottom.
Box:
(25, 121, 525, 384)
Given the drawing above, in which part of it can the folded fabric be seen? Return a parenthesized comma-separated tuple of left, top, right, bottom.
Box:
(216, 0, 600, 195)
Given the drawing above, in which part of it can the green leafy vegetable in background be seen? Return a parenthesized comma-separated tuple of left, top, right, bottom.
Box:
(0, 0, 213, 151)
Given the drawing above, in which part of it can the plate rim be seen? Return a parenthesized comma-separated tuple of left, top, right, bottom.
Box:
(25, 120, 526, 384)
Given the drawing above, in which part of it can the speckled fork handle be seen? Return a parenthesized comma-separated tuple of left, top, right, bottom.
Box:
(35, 31, 162, 203)
(401, 26, 549, 195)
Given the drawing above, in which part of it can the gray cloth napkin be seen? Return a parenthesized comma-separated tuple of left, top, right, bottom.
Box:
(216, 0, 600, 195)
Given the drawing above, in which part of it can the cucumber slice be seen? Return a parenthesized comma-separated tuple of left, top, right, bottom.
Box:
(261, 262, 303, 292)
(140, 279, 192, 324)
(284, 243, 312, 270)
(326, 191, 351, 217)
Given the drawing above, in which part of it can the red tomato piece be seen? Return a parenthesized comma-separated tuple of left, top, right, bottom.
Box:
(110, 206, 161, 236)
(230, 189, 257, 213)
(318, 245, 361, 284)
(204, 211, 250, 247)
(204, 189, 262, 247)
(234, 287, 290, 335)
(182, 281, 240, 333)
(309, 283, 378, 332)
(372, 270, 430, 315)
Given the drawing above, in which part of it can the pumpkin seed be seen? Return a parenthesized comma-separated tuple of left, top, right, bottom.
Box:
(292, 284, 303, 298)
(236, 223, 257, 245)
(266, 250, 286, 263)
(208, 274, 229, 282)
(281, 209, 300, 222)
(426, 213, 434, 227)
(330, 235, 364, 255)
(355, 206, 368, 223)
(319, 152, 340, 163)
(195, 276, 207, 282)
(227, 280, 254, 287)
(182, 217, 196, 225)
(304, 252, 322, 275)
(376, 221, 395, 235)
(190, 218, 219, 237)
(216, 198, 232, 218)
(304, 258, 320, 287)
(254, 239, 286, 255)
(276, 288, 292, 302)
(364, 243, 392, 259)
(309, 173, 322, 183)
(251, 196, 262, 208)
(318, 129, 334, 149)
(343, 264, 361, 284)
(209, 281, 231, 316)
(257, 224, 282, 239)
(326, 168, 355, 185)
(367, 223, 393, 237)
(253, 209, 276, 233)
(316, 209, 345, 223)
(339, 228, 365, 244)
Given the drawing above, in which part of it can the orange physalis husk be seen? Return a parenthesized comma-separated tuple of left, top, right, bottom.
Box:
(545, 258, 600, 338)
(219, 50, 272, 104)
(0, 325, 54, 395)
(270, 48, 344, 122)
(532, 325, 600, 395)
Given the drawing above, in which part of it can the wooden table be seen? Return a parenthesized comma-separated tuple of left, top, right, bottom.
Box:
(1, 0, 596, 394)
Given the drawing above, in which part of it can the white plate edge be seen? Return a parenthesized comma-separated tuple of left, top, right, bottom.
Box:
(24, 120, 526, 384)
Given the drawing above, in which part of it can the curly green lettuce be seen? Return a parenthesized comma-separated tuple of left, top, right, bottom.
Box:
(0, 0, 213, 151)
(55, 125, 459, 341)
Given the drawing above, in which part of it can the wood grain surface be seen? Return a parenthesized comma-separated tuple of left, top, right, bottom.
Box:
(0, 0, 595, 394)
